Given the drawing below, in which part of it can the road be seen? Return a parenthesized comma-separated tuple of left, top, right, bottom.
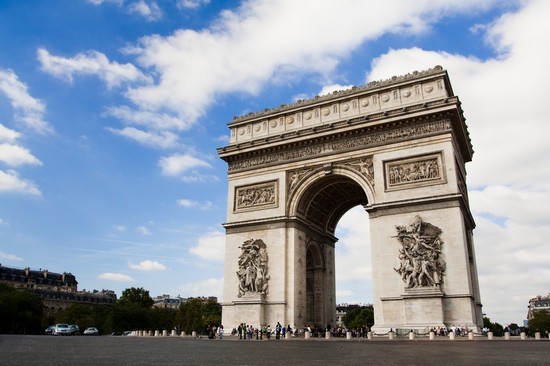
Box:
(0, 335, 548, 365)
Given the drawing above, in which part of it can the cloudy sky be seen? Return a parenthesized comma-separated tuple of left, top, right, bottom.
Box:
(1, 0, 548, 326)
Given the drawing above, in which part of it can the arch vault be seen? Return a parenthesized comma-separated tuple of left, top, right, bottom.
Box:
(217, 66, 483, 332)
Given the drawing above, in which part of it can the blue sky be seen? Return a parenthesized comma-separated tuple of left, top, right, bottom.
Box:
(1, 0, 549, 326)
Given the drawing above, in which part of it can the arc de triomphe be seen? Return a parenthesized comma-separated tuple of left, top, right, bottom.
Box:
(217, 66, 483, 332)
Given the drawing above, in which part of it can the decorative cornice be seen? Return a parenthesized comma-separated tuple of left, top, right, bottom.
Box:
(230, 65, 445, 124)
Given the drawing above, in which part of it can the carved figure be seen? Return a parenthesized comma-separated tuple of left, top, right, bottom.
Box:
(237, 239, 270, 297)
(393, 216, 445, 288)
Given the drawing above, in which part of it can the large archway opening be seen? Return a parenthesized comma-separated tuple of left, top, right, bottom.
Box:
(296, 174, 370, 329)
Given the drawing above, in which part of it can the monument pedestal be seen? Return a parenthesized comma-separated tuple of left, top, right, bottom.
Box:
(403, 287, 445, 329)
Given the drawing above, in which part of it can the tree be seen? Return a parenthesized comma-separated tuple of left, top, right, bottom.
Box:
(483, 316, 504, 336)
(120, 287, 154, 308)
(341, 305, 374, 329)
(528, 311, 550, 337)
(176, 298, 221, 334)
(0, 284, 43, 334)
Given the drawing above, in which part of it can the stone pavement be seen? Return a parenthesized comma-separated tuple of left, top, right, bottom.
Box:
(0, 335, 548, 366)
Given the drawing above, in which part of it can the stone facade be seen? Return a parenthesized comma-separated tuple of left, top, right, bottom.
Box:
(218, 66, 483, 332)
(527, 294, 550, 320)
(0, 264, 116, 316)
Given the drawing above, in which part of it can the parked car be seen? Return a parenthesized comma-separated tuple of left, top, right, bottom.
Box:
(52, 323, 72, 336)
(69, 325, 80, 335)
(83, 327, 99, 336)
(44, 325, 55, 335)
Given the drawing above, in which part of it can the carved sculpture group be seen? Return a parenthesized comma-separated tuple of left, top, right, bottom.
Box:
(236, 239, 270, 297)
(394, 216, 445, 288)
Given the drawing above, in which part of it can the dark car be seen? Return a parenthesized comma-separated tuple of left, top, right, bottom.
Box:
(69, 325, 80, 335)
(45, 325, 55, 335)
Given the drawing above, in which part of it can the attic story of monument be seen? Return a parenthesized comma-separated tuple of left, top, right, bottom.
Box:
(217, 66, 483, 332)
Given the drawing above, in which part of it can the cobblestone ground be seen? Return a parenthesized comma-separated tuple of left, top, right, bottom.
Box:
(0, 335, 548, 366)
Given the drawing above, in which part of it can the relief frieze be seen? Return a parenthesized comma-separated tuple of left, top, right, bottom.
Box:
(228, 119, 451, 172)
(345, 157, 374, 187)
(384, 153, 445, 190)
(234, 180, 278, 212)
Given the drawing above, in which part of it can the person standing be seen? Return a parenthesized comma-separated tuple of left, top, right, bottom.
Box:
(275, 322, 282, 339)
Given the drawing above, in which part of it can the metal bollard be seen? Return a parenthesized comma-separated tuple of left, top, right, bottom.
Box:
(181, 331, 186, 337)
(192, 331, 197, 338)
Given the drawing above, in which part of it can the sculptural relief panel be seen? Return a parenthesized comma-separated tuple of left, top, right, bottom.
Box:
(384, 153, 445, 191)
(393, 216, 445, 289)
(234, 180, 278, 212)
(236, 239, 270, 298)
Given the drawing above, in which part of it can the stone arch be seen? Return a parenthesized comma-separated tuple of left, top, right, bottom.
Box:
(218, 67, 483, 333)
(288, 165, 373, 236)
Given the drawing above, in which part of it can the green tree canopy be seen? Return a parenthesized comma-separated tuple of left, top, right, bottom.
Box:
(0, 284, 43, 334)
(528, 311, 550, 337)
(341, 305, 374, 329)
(120, 287, 154, 308)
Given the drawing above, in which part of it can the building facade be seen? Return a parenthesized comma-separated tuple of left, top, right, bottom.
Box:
(0, 264, 116, 316)
(527, 293, 550, 320)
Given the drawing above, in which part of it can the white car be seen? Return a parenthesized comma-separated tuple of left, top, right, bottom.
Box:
(83, 327, 99, 335)
(53, 323, 72, 336)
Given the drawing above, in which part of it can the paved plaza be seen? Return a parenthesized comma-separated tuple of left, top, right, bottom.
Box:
(0, 335, 548, 366)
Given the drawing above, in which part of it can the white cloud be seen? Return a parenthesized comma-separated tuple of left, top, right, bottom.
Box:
(0, 69, 51, 134)
(112, 225, 127, 232)
(189, 231, 225, 261)
(37, 48, 151, 89)
(0, 143, 42, 167)
(179, 277, 223, 299)
(158, 153, 211, 176)
(0, 124, 19, 143)
(128, 0, 162, 22)
(177, 198, 214, 210)
(106, 127, 179, 149)
(0, 251, 24, 261)
(121, 0, 497, 135)
(129, 259, 167, 271)
(318, 84, 354, 97)
(0, 169, 41, 196)
(87, 0, 123, 5)
(136, 226, 151, 235)
(98, 272, 135, 282)
(177, 0, 210, 10)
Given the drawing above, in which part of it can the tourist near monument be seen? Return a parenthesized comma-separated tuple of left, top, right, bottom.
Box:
(218, 66, 483, 333)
